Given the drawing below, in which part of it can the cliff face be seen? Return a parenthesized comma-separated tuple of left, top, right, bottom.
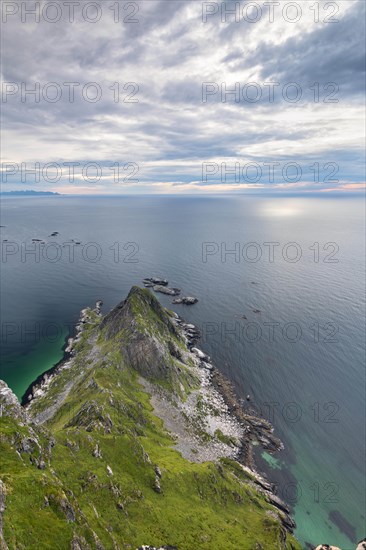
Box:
(0, 287, 301, 550)
(100, 287, 195, 392)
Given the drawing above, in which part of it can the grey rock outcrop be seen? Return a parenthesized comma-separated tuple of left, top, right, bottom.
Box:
(100, 287, 186, 386)
(153, 285, 181, 296)
(172, 297, 198, 305)
(143, 277, 169, 287)
(153, 476, 161, 493)
(0, 380, 27, 422)
(0, 480, 8, 550)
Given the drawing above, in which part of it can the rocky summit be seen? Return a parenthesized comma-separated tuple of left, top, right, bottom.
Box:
(0, 287, 304, 549)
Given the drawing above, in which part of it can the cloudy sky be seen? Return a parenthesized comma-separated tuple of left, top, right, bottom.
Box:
(1, 0, 365, 194)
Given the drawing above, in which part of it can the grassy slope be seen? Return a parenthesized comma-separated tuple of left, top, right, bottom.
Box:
(0, 289, 301, 550)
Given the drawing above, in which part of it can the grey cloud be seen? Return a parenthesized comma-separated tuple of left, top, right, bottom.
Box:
(239, 1, 365, 97)
(1, 0, 365, 191)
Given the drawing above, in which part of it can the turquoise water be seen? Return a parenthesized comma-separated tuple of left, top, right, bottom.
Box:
(2, 330, 68, 400)
(0, 194, 364, 547)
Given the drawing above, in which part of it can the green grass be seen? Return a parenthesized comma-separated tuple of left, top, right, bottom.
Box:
(0, 288, 301, 549)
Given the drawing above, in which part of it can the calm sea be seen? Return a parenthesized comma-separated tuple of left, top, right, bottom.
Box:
(0, 195, 364, 548)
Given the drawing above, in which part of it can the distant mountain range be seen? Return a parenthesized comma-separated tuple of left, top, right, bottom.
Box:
(0, 190, 60, 196)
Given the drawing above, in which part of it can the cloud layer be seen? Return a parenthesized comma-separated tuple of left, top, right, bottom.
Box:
(1, 0, 365, 193)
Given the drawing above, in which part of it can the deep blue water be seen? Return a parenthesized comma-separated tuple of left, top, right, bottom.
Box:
(0, 195, 365, 547)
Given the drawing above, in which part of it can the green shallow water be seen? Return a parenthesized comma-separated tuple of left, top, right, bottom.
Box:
(261, 431, 365, 549)
(2, 329, 68, 400)
(261, 451, 282, 470)
(290, 434, 364, 549)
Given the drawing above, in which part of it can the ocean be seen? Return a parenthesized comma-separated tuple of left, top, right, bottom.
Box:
(0, 194, 364, 548)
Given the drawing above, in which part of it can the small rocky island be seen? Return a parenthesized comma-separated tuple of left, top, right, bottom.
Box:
(0, 287, 358, 549)
(143, 277, 198, 305)
(172, 297, 198, 305)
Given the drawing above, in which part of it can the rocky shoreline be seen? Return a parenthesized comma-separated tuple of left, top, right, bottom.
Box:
(3, 285, 362, 549)
(172, 313, 283, 459)
(169, 311, 295, 532)
(22, 287, 296, 535)
(21, 300, 103, 407)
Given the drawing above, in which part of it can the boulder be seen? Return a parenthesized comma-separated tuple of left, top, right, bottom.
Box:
(153, 475, 161, 493)
(92, 444, 102, 459)
(153, 286, 181, 296)
(143, 278, 168, 286)
(191, 347, 210, 362)
(172, 297, 198, 305)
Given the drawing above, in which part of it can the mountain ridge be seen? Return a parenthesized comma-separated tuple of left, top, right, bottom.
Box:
(0, 286, 301, 549)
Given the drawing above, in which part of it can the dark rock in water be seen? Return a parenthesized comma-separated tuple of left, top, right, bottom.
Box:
(281, 513, 296, 532)
(180, 323, 201, 348)
(172, 296, 198, 305)
(95, 300, 103, 315)
(200, 362, 213, 371)
(328, 510, 356, 542)
(153, 285, 181, 296)
(266, 493, 290, 515)
(253, 476, 274, 493)
(186, 328, 200, 337)
(252, 309, 261, 314)
(191, 347, 210, 362)
(143, 277, 168, 286)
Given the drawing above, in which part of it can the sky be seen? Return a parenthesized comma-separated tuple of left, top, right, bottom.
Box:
(1, 0, 365, 194)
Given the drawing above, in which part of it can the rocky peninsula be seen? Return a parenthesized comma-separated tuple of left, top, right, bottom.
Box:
(0, 287, 360, 549)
